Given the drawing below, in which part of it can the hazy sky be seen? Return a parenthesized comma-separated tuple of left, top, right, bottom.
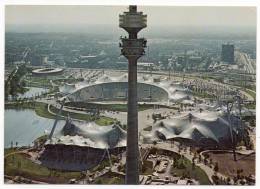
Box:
(6, 5, 256, 28)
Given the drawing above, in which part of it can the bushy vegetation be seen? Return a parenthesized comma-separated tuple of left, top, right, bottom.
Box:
(5, 64, 29, 99)
(141, 160, 153, 175)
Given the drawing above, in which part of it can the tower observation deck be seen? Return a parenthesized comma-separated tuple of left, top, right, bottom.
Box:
(119, 5, 147, 184)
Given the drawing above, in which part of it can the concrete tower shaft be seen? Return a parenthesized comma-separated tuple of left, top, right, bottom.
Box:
(119, 5, 147, 184)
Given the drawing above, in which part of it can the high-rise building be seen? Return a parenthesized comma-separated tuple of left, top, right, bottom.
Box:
(221, 44, 234, 64)
(177, 56, 184, 65)
(119, 5, 147, 184)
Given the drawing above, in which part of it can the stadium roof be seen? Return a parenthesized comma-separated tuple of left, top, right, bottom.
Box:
(46, 118, 126, 149)
(144, 110, 242, 147)
(59, 73, 193, 103)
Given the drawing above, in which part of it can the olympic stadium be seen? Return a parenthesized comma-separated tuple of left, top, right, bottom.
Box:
(38, 73, 195, 171)
(59, 73, 193, 104)
(36, 72, 251, 172)
(32, 68, 64, 76)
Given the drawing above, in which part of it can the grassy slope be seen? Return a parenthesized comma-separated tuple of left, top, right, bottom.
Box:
(245, 89, 256, 100)
(4, 150, 81, 184)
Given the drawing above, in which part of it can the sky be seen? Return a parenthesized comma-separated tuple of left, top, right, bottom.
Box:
(5, 5, 256, 32)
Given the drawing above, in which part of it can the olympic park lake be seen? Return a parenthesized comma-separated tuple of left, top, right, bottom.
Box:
(4, 109, 65, 148)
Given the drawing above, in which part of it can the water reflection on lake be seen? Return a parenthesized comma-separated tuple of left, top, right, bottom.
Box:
(4, 109, 65, 148)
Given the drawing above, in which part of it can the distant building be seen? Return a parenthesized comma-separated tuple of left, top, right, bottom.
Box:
(188, 56, 202, 64)
(177, 56, 184, 65)
(221, 44, 234, 64)
(42, 56, 48, 65)
(137, 62, 154, 70)
(30, 54, 43, 66)
(5, 53, 20, 65)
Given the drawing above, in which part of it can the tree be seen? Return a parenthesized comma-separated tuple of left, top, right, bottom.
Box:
(4, 158, 7, 170)
(192, 159, 195, 170)
(226, 177, 231, 184)
(214, 162, 219, 173)
(177, 156, 186, 169)
(198, 154, 202, 163)
(173, 157, 178, 168)
(236, 169, 244, 179)
(17, 160, 21, 169)
(192, 156, 195, 163)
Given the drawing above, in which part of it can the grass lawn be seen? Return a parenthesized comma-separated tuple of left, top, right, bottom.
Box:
(171, 157, 211, 185)
(245, 103, 256, 109)
(245, 89, 256, 100)
(4, 149, 81, 184)
(49, 105, 116, 126)
(95, 116, 115, 126)
(35, 102, 56, 119)
(93, 172, 124, 184)
(4, 148, 18, 156)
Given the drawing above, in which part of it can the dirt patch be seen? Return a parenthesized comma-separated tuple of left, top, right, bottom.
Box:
(207, 152, 255, 178)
